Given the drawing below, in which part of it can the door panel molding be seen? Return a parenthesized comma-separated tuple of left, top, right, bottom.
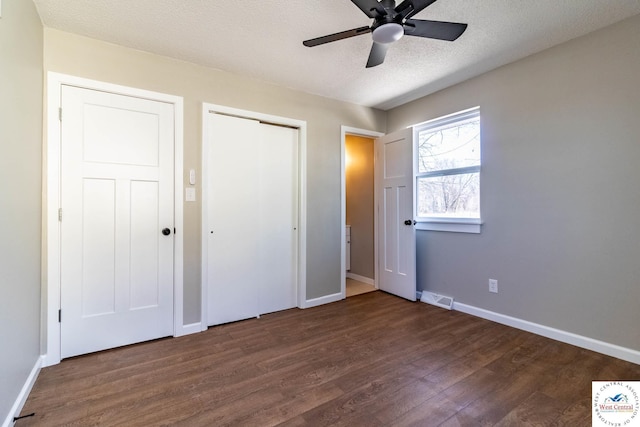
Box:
(44, 72, 184, 366)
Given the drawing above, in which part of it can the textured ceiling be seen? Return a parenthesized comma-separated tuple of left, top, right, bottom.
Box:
(33, 0, 640, 110)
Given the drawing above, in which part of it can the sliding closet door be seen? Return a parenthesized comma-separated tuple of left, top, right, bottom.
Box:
(207, 114, 261, 325)
(207, 114, 298, 326)
(258, 124, 298, 315)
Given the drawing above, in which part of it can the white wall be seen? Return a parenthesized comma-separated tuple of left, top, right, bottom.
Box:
(0, 0, 43, 421)
(387, 14, 640, 351)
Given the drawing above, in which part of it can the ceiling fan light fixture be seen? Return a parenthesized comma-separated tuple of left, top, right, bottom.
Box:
(302, 0, 468, 68)
(372, 23, 404, 44)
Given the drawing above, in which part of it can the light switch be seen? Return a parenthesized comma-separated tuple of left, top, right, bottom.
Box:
(189, 169, 196, 185)
(185, 187, 196, 202)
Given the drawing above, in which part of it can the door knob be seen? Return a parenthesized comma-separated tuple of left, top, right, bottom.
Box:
(404, 220, 416, 226)
(162, 228, 171, 236)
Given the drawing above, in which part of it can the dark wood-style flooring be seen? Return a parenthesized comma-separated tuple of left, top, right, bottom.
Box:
(19, 291, 640, 426)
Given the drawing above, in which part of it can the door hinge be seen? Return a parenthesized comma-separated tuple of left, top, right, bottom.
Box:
(58, 208, 62, 222)
(58, 107, 62, 122)
(58, 309, 61, 323)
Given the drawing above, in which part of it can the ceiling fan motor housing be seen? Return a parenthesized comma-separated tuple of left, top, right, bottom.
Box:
(380, 0, 398, 12)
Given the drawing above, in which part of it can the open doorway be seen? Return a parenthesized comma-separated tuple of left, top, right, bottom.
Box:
(341, 127, 384, 298)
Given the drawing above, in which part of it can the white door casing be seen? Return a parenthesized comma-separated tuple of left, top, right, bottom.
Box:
(376, 128, 417, 301)
(205, 113, 299, 326)
(45, 73, 184, 366)
(59, 86, 175, 358)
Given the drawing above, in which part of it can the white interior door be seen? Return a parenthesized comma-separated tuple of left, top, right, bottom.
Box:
(60, 85, 175, 358)
(376, 128, 416, 301)
(207, 114, 298, 326)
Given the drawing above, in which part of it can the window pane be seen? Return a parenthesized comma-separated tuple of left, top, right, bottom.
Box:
(418, 118, 480, 173)
(417, 172, 480, 218)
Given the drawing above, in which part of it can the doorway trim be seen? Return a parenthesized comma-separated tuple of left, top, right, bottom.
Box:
(340, 126, 384, 298)
(44, 72, 185, 366)
(201, 103, 308, 326)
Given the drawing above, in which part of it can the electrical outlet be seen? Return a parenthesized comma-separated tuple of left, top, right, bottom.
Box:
(489, 279, 498, 293)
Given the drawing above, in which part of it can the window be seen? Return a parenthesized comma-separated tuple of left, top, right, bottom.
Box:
(415, 107, 481, 233)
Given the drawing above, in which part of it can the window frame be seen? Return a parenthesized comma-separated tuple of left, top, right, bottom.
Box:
(413, 107, 482, 234)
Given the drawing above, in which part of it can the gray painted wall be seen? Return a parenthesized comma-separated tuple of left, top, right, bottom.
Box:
(387, 15, 640, 351)
(0, 0, 43, 420)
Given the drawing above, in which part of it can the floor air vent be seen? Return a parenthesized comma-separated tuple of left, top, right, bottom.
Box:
(420, 291, 454, 310)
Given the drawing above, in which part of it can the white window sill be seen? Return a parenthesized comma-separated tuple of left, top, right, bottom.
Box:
(416, 219, 482, 234)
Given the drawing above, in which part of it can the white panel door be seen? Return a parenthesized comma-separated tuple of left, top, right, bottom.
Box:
(376, 128, 416, 301)
(60, 85, 174, 358)
(207, 114, 298, 326)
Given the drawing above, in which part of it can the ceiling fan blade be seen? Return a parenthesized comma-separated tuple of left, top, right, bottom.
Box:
(366, 42, 389, 68)
(395, 0, 438, 20)
(303, 26, 372, 47)
(351, 0, 387, 18)
(403, 19, 467, 41)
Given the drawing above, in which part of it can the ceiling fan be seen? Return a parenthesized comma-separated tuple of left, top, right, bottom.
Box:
(303, 0, 468, 68)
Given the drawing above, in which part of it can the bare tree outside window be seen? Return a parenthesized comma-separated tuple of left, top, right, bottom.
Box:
(415, 108, 481, 220)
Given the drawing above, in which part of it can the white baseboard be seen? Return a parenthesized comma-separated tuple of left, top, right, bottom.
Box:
(346, 273, 375, 286)
(175, 322, 202, 337)
(303, 292, 344, 309)
(2, 355, 44, 427)
(453, 302, 640, 365)
(42, 352, 59, 368)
